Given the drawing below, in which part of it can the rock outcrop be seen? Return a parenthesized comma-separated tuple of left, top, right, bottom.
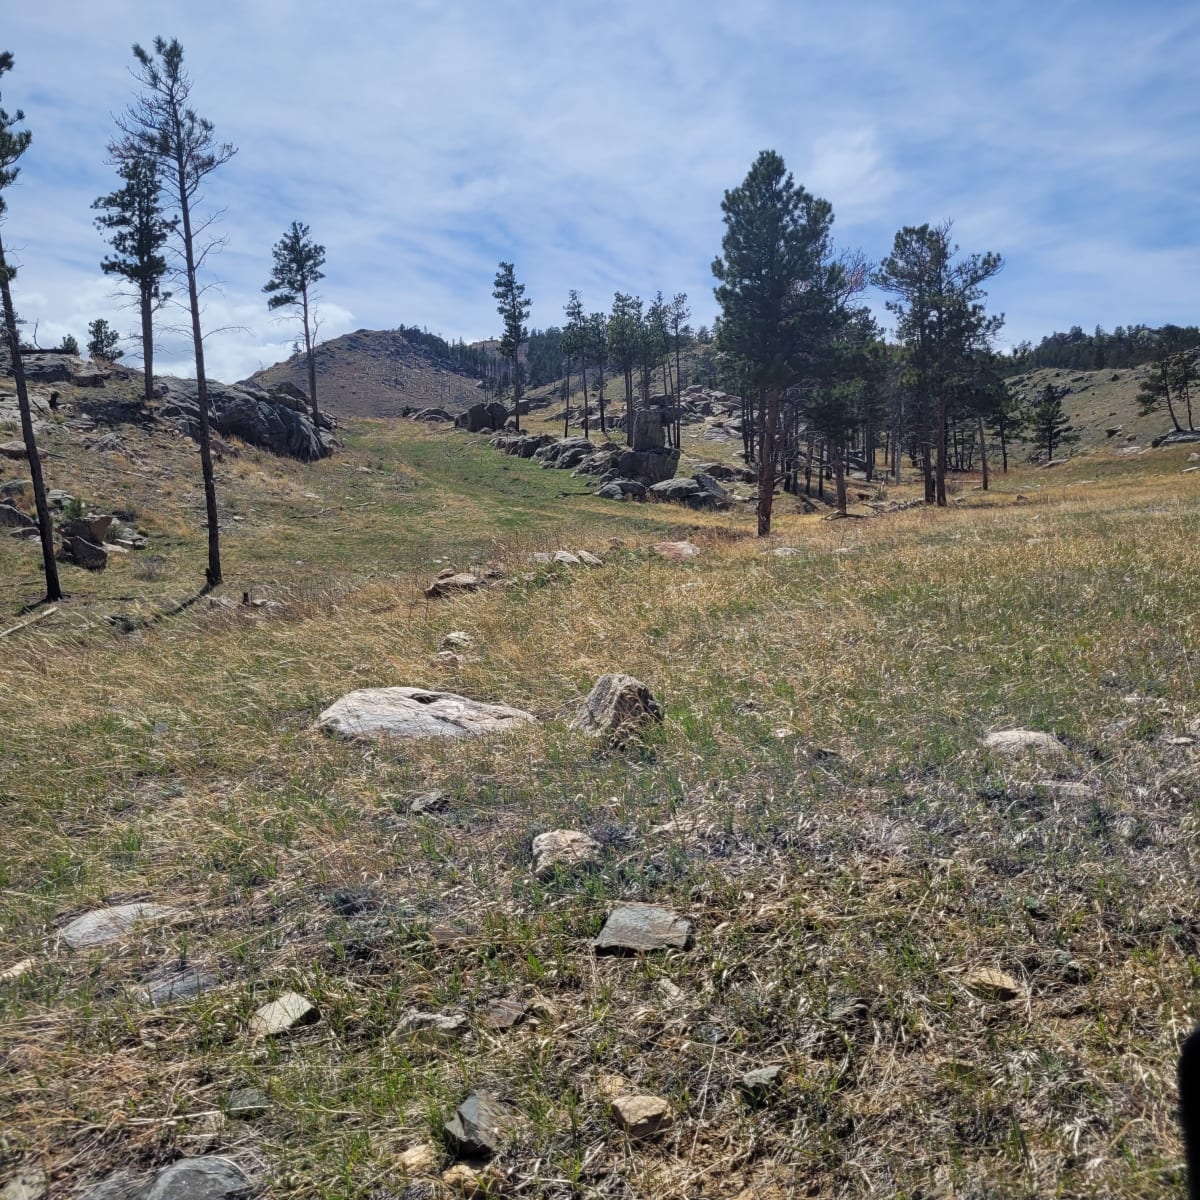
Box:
(159, 377, 330, 462)
(318, 688, 537, 741)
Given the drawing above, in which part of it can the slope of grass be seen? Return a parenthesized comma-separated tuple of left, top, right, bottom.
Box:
(1, 395, 1198, 1198)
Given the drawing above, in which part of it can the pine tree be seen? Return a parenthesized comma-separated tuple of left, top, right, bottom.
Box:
(92, 154, 174, 404)
(712, 150, 840, 536)
(264, 220, 326, 430)
(492, 262, 530, 434)
(87, 318, 123, 363)
(564, 289, 588, 438)
(0, 51, 61, 602)
(1029, 383, 1077, 461)
(114, 36, 236, 590)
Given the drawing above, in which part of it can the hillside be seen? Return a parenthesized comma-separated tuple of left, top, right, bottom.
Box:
(248, 327, 485, 419)
(1, 372, 1199, 1198)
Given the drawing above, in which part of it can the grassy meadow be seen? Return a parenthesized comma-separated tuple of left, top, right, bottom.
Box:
(1, 393, 1198, 1198)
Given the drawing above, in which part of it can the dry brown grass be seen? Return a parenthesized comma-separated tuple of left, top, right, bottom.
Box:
(1, 395, 1198, 1198)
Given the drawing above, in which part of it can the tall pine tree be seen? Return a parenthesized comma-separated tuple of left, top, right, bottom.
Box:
(493, 262, 530, 434)
(264, 220, 326, 430)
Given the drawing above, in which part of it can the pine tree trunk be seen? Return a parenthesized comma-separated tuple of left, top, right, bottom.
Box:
(512, 355, 521, 433)
(174, 147, 222, 589)
(563, 356, 570, 438)
(757, 385, 778, 537)
(935, 394, 948, 506)
(580, 355, 589, 440)
(140, 280, 155, 406)
(833, 440, 847, 515)
(0, 235, 63, 603)
(978, 412, 989, 490)
(301, 286, 320, 430)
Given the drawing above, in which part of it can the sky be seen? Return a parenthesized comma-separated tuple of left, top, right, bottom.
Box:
(2, 0, 1198, 382)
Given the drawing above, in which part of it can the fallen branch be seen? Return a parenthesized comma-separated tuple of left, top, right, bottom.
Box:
(0, 604, 58, 639)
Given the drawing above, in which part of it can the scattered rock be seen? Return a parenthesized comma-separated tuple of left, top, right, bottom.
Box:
(740, 1065, 785, 1101)
(982, 729, 1068, 757)
(410, 790, 449, 815)
(570, 673, 662, 745)
(597, 478, 647, 501)
(484, 997, 527, 1031)
(425, 571, 487, 599)
(137, 968, 218, 1005)
(318, 688, 536, 742)
(57, 534, 108, 571)
(531, 829, 601, 880)
(770, 546, 804, 558)
(552, 549, 581, 566)
(143, 1157, 253, 1200)
(441, 631, 474, 650)
(964, 967, 1023, 1002)
(1035, 779, 1094, 802)
(441, 1164, 489, 1197)
(432, 650, 462, 668)
(0, 958, 35, 983)
(610, 1093, 673, 1138)
(248, 990, 317, 1037)
(225, 1088, 269, 1119)
(394, 1009, 469, 1040)
(60, 903, 179, 950)
(594, 903, 695, 954)
(576, 550, 603, 566)
(651, 539, 701, 561)
(0, 1167, 47, 1200)
(444, 1090, 514, 1157)
(397, 1143, 439, 1174)
(0, 441, 28, 460)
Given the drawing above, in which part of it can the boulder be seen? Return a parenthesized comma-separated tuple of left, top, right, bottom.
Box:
(57, 535, 108, 571)
(143, 1157, 253, 1200)
(594, 903, 695, 953)
(0, 502, 34, 529)
(62, 514, 114, 543)
(571, 673, 662, 744)
(616, 446, 679, 485)
(158, 377, 328, 462)
(459, 402, 492, 433)
(317, 687, 537, 742)
(0, 478, 32, 505)
(411, 407, 454, 422)
(652, 540, 701, 561)
(597, 478, 647, 501)
(0, 440, 28, 460)
(631, 409, 665, 451)
(484, 401, 508, 429)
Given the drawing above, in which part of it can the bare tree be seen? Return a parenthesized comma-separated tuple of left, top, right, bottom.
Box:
(114, 37, 236, 589)
(0, 51, 61, 602)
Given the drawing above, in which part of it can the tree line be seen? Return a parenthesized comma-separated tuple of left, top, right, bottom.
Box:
(1009, 323, 1200, 372)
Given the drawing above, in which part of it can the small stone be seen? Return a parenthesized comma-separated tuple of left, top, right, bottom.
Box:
(484, 998, 526, 1030)
(571, 673, 662, 745)
(964, 967, 1023, 1002)
(137, 968, 218, 1005)
(441, 1164, 487, 1196)
(527, 551, 552, 565)
(770, 546, 804, 558)
(982, 729, 1068, 757)
(0, 958, 35, 983)
(248, 990, 317, 1037)
(394, 1009, 469, 1040)
(397, 1143, 439, 1174)
(576, 550, 603, 566)
(0, 1167, 47, 1200)
(444, 1090, 513, 1157)
(441, 631, 474, 650)
(594, 903, 695, 954)
(144, 1157, 252, 1200)
(610, 1093, 672, 1138)
(409, 790, 449, 815)
(552, 550, 581, 566)
(225, 1088, 269, 1119)
(651, 539, 701, 561)
(655, 978, 683, 1002)
(60, 903, 179, 949)
(740, 1065, 785, 1098)
(531, 829, 601, 880)
(432, 650, 462, 668)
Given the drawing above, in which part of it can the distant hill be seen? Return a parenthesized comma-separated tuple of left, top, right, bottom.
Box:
(247, 328, 485, 419)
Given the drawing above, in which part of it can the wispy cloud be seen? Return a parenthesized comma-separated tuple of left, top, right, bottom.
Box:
(3, 0, 1198, 378)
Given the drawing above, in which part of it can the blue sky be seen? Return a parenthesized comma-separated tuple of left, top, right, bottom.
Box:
(2, 0, 1198, 381)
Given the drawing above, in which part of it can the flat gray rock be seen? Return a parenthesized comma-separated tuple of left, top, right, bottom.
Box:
(144, 1157, 252, 1199)
(226, 1088, 269, 1119)
(137, 968, 218, 1006)
(594, 903, 695, 954)
(61, 903, 179, 949)
(1, 1167, 47, 1200)
(394, 1009, 469, 1040)
(248, 990, 317, 1037)
(317, 688, 536, 742)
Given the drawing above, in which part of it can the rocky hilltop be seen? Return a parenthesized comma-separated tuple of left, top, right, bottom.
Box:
(248, 328, 484, 420)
